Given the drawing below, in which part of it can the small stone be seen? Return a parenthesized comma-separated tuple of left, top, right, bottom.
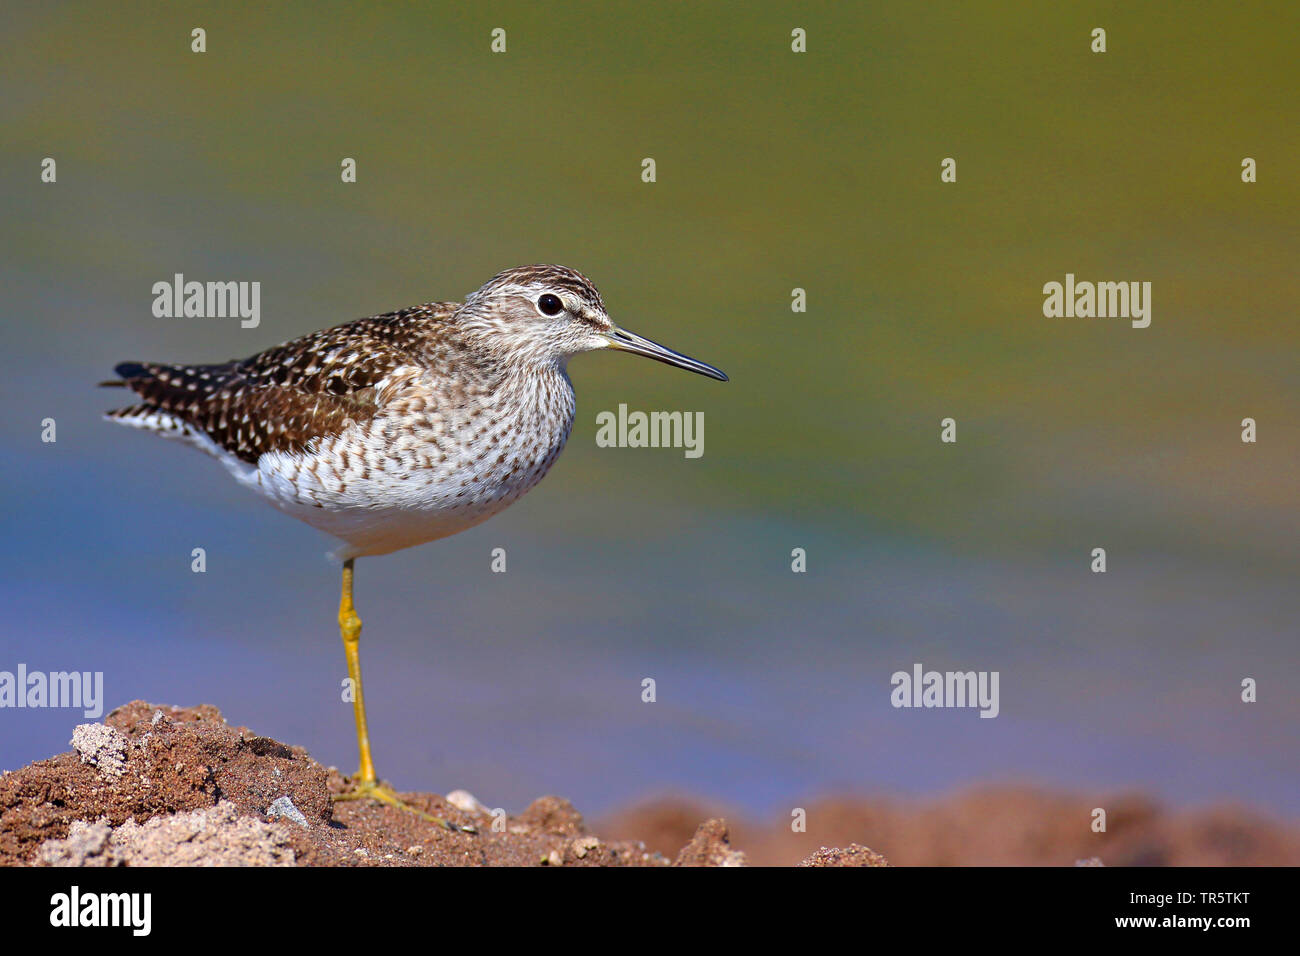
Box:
(571, 836, 600, 858)
(446, 789, 488, 814)
(70, 723, 130, 778)
(266, 795, 310, 828)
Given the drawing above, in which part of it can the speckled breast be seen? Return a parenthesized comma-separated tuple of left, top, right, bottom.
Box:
(252, 366, 577, 557)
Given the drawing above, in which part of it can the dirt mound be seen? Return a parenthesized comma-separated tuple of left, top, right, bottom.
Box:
(0, 701, 872, 867)
(599, 789, 1300, 867)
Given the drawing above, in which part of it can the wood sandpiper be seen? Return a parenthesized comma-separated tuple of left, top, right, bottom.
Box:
(102, 264, 727, 827)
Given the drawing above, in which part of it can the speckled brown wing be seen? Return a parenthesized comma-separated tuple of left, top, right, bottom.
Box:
(105, 305, 453, 464)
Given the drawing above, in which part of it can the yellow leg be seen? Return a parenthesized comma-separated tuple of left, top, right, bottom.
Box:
(338, 558, 377, 784)
(331, 558, 474, 833)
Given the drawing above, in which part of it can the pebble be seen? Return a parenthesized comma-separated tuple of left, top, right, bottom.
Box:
(266, 795, 310, 828)
(70, 723, 129, 778)
(445, 789, 488, 814)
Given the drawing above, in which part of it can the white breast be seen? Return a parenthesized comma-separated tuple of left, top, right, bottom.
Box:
(240, 365, 577, 558)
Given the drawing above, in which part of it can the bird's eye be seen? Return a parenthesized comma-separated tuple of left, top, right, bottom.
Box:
(537, 293, 564, 316)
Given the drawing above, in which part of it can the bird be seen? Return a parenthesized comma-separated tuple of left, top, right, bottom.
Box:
(101, 264, 727, 829)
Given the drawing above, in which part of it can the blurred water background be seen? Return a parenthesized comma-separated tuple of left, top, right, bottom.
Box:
(1, 2, 1296, 817)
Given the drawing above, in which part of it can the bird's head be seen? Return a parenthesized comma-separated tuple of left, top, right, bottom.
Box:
(457, 264, 727, 381)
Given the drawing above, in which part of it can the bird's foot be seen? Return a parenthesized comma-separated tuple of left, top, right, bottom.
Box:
(333, 777, 476, 833)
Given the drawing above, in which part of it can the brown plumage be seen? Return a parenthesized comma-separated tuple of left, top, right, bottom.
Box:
(105, 306, 459, 464)
(103, 264, 725, 559)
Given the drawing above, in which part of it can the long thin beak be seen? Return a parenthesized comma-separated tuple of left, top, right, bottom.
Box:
(603, 326, 728, 382)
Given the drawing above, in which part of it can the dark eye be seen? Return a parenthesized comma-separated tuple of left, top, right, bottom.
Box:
(537, 293, 564, 316)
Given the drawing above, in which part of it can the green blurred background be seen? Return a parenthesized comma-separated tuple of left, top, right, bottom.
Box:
(1, 2, 1296, 816)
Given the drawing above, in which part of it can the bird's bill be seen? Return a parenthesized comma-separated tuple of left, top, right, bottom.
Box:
(602, 327, 728, 382)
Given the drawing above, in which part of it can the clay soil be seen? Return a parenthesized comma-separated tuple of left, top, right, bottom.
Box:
(3, 701, 1295, 867)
